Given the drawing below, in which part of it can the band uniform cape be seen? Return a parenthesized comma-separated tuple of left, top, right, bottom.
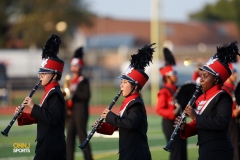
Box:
(17, 34, 66, 160)
(97, 44, 155, 160)
(180, 42, 240, 160)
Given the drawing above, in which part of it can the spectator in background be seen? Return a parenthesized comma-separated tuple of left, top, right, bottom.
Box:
(66, 47, 93, 160)
(222, 63, 240, 160)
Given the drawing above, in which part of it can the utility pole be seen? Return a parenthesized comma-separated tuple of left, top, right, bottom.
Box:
(150, 0, 164, 107)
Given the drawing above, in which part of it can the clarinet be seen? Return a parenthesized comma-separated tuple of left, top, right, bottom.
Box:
(1, 80, 41, 137)
(163, 85, 202, 152)
(79, 90, 122, 150)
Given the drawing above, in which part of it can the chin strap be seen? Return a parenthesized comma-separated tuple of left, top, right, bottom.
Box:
(46, 73, 56, 85)
(126, 83, 137, 97)
(210, 76, 218, 88)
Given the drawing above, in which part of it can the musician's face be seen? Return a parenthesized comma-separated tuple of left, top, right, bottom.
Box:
(166, 74, 178, 84)
(38, 73, 56, 86)
(200, 70, 218, 92)
(70, 65, 81, 75)
(120, 79, 136, 97)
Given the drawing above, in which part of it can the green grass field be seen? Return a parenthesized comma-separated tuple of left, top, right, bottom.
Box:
(0, 115, 199, 160)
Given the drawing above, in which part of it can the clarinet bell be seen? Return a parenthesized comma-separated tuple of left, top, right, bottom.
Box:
(163, 140, 173, 152)
(1, 125, 11, 137)
(78, 139, 88, 150)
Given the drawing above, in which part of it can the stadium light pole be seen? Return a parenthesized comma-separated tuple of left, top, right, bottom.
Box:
(150, 0, 165, 107)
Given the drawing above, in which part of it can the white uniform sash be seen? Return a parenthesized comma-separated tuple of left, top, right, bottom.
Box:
(119, 99, 135, 117)
(39, 88, 55, 107)
(195, 91, 222, 115)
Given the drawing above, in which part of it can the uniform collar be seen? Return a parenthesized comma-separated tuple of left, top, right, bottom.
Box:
(44, 81, 60, 92)
(119, 92, 140, 112)
(204, 84, 222, 96)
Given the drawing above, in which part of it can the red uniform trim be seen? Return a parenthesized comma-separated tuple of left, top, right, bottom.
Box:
(180, 120, 197, 139)
(97, 122, 117, 135)
(97, 93, 140, 135)
(181, 84, 224, 139)
(17, 112, 37, 126)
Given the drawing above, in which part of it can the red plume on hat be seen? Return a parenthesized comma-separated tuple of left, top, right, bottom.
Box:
(71, 47, 84, 67)
(159, 48, 176, 76)
(120, 43, 155, 89)
(200, 41, 240, 83)
(38, 34, 64, 75)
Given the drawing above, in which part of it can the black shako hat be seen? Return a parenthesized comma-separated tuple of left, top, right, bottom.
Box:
(38, 34, 64, 75)
(71, 47, 84, 67)
(119, 43, 155, 90)
(199, 41, 239, 83)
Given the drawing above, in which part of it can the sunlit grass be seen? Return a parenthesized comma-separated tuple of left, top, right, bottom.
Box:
(0, 115, 199, 160)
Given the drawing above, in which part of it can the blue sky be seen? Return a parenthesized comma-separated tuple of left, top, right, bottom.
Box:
(88, 0, 218, 22)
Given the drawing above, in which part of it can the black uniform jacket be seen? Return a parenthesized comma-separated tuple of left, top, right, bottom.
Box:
(18, 84, 67, 160)
(181, 85, 233, 160)
(106, 97, 149, 152)
(196, 91, 232, 145)
(31, 86, 66, 140)
(71, 77, 90, 119)
(32, 86, 66, 160)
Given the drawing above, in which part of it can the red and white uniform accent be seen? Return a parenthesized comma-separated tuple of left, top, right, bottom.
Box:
(17, 82, 60, 126)
(66, 76, 84, 109)
(97, 93, 140, 135)
(180, 84, 223, 138)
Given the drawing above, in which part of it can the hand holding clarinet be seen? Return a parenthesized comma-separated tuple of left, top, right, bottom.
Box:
(174, 105, 197, 131)
(1, 80, 41, 137)
(79, 90, 122, 150)
(14, 97, 35, 117)
(92, 109, 110, 129)
(163, 84, 201, 152)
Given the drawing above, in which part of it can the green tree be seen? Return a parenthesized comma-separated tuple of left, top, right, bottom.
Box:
(0, 0, 14, 47)
(189, 0, 240, 35)
(1, 0, 94, 48)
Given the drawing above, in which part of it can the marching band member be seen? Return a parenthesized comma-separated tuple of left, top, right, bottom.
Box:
(94, 44, 155, 160)
(222, 63, 240, 160)
(192, 62, 202, 84)
(176, 42, 240, 160)
(66, 47, 93, 160)
(15, 34, 67, 160)
(156, 48, 187, 160)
